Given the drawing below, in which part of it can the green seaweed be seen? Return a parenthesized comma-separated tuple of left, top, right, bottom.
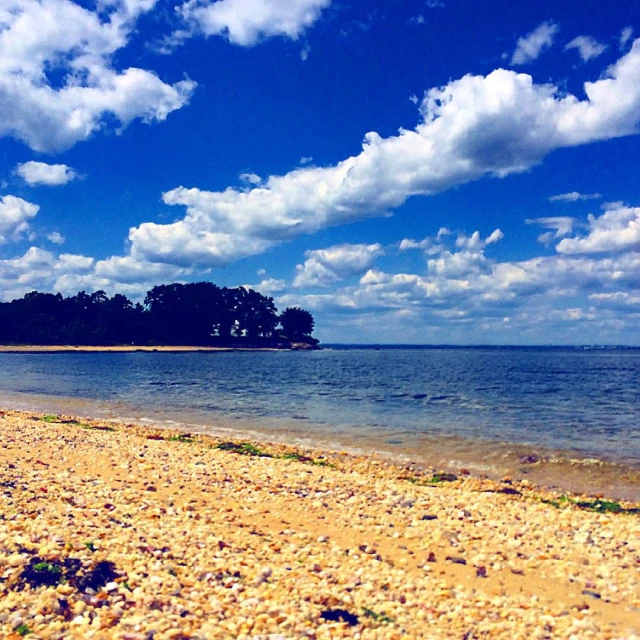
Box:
(280, 452, 335, 467)
(363, 607, 395, 624)
(216, 441, 272, 457)
(539, 495, 639, 515)
(42, 415, 60, 423)
(85, 542, 96, 551)
(16, 625, 32, 636)
(281, 452, 313, 462)
(428, 472, 458, 484)
(33, 562, 62, 573)
(168, 434, 194, 443)
(21, 560, 64, 587)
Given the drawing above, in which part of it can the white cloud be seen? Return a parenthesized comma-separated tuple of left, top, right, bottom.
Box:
(511, 21, 558, 65)
(590, 291, 640, 308)
(526, 216, 575, 245)
(293, 243, 384, 288)
(0, 247, 91, 300)
(127, 41, 640, 269)
(176, 0, 331, 47)
(243, 277, 286, 294)
(0, 246, 190, 301)
(556, 204, 640, 254)
(0, 0, 196, 153)
(239, 172, 262, 185)
(46, 231, 65, 245)
(279, 220, 640, 343)
(455, 229, 503, 251)
(565, 35, 607, 62)
(548, 191, 601, 202)
(299, 156, 313, 165)
(15, 161, 78, 186)
(0, 195, 39, 243)
(621, 27, 634, 50)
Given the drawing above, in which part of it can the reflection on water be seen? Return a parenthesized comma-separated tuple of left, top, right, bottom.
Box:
(0, 347, 639, 499)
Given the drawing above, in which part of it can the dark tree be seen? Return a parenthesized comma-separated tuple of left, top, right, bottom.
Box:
(234, 287, 279, 339)
(0, 282, 317, 347)
(279, 307, 315, 339)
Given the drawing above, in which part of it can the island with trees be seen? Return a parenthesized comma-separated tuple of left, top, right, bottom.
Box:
(0, 282, 319, 350)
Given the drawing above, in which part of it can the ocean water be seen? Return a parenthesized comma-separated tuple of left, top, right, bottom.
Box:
(1, 346, 639, 499)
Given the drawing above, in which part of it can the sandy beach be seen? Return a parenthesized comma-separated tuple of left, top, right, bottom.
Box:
(1, 410, 639, 639)
(0, 346, 267, 353)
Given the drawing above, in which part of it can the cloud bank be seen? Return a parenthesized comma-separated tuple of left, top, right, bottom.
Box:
(279, 203, 640, 342)
(128, 40, 640, 268)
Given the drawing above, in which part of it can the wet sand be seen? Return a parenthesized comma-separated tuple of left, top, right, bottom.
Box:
(1, 410, 639, 639)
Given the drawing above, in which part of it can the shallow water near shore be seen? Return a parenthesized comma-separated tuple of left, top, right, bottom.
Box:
(1, 346, 639, 500)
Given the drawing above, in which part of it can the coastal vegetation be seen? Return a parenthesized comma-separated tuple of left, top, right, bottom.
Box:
(0, 283, 317, 348)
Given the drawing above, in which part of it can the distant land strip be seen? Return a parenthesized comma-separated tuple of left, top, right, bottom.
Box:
(0, 344, 317, 353)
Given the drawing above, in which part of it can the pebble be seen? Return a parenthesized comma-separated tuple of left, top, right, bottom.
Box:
(0, 409, 638, 640)
(7, 554, 26, 567)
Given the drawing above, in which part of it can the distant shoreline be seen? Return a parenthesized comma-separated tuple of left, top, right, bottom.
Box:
(0, 344, 317, 353)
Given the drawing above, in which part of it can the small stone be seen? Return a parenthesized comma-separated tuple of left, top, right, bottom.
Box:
(10, 615, 24, 629)
(8, 553, 27, 567)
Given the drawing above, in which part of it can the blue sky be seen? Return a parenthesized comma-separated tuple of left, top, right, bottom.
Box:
(1, 0, 639, 344)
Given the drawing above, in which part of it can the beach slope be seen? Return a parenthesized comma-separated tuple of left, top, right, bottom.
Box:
(1, 411, 638, 639)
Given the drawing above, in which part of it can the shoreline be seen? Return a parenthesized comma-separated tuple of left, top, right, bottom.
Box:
(2, 389, 640, 502)
(0, 345, 306, 353)
(1, 409, 639, 639)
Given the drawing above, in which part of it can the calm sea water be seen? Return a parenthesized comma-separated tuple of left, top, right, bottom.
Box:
(1, 347, 639, 498)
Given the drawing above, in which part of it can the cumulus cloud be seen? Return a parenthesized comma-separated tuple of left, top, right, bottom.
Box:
(243, 277, 286, 294)
(128, 41, 640, 268)
(565, 35, 607, 62)
(556, 204, 640, 254)
(400, 228, 451, 253)
(0, 0, 196, 153)
(511, 21, 558, 65)
(526, 216, 575, 245)
(0, 195, 39, 243)
(15, 161, 78, 186)
(548, 191, 601, 202)
(455, 229, 503, 251)
(176, 0, 331, 47)
(46, 231, 65, 245)
(279, 220, 640, 343)
(0, 247, 92, 301)
(0, 246, 190, 301)
(293, 243, 384, 288)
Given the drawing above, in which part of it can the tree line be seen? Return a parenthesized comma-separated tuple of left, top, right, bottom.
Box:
(0, 283, 317, 347)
